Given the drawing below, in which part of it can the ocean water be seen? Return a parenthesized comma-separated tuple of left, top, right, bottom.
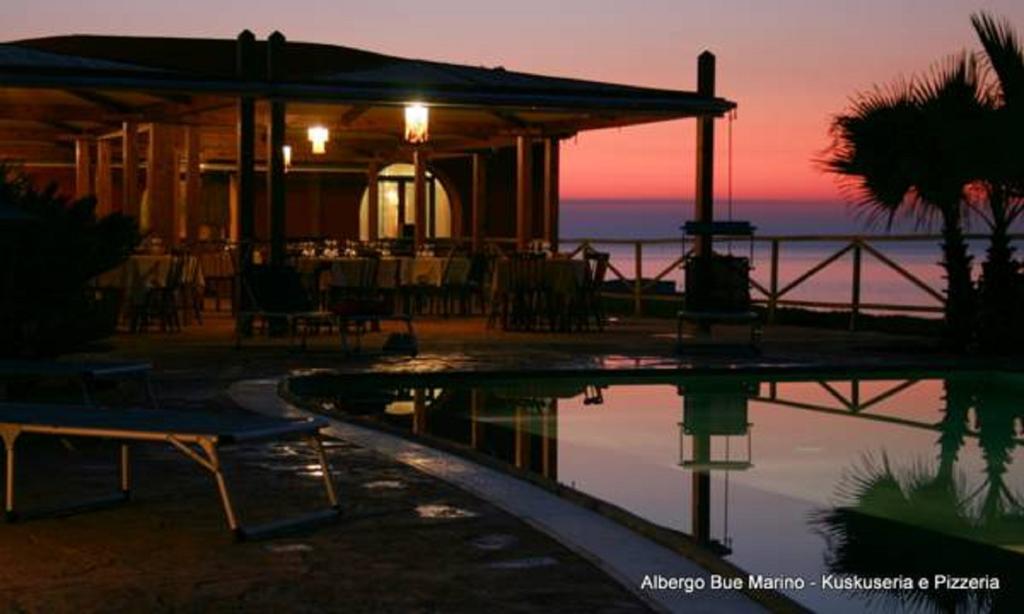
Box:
(560, 199, 1015, 315)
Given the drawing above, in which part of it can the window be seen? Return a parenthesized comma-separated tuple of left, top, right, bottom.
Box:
(359, 163, 451, 240)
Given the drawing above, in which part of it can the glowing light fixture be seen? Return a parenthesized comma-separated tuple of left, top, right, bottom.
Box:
(307, 125, 329, 154)
(404, 103, 429, 144)
(282, 145, 293, 170)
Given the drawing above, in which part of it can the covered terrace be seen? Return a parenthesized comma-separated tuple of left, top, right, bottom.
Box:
(0, 32, 734, 335)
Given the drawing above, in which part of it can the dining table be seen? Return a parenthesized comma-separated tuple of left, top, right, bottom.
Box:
(490, 257, 588, 297)
(94, 254, 175, 305)
(489, 256, 589, 331)
(93, 253, 205, 313)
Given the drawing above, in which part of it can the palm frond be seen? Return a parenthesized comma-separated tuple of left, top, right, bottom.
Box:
(972, 12, 1024, 106)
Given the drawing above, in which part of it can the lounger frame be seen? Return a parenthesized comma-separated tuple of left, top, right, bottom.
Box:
(0, 409, 340, 540)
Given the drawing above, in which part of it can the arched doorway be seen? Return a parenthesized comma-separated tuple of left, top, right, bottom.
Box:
(359, 163, 452, 240)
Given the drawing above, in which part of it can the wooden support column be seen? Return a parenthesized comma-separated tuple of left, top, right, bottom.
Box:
(228, 174, 240, 242)
(236, 30, 257, 267)
(413, 149, 427, 249)
(366, 162, 379, 241)
(543, 137, 560, 251)
(75, 139, 93, 199)
(471, 153, 486, 252)
(122, 121, 139, 219)
(266, 31, 287, 266)
(94, 139, 113, 216)
(184, 126, 202, 241)
(146, 123, 177, 244)
(516, 135, 533, 251)
(694, 51, 716, 259)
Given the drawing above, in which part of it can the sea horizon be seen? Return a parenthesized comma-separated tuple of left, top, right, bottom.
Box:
(560, 197, 1005, 239)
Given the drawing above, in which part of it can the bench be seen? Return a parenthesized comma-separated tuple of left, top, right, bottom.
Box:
(676, 310, 762, 352)
(0, 403, 339, 540)
(0, 360, 157, 408)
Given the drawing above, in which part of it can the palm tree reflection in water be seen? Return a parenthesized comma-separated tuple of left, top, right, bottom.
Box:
(812, 377, 1024, 612)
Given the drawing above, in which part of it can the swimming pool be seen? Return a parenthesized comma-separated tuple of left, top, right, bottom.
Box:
(287, 369, 1024, 613)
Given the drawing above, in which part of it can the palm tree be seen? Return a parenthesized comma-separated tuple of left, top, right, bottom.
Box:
(824, 55, 989, 349)
(971, 12, 1024, 352)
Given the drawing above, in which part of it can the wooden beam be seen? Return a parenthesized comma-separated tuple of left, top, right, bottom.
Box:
(184, 126, 202, 240)
(0, 104, 116, 124)
(144, 92, 192, 105)
(65, 89, 134, 114)
(75, 138, 93, 199)
(122, 120, 140, 219)
(472, 153, 486, 252)
(41, 120, 84, 134)
(489, 110, 528, 130)
(516, 135, 533, 251)
(413, 149, 427, 249)
(339, 105, 371, 126)
(543, 137, 560, 251)
(95, 139, 114, 215)
(146, 123, 178, 243)
(0, 126, 78, 142)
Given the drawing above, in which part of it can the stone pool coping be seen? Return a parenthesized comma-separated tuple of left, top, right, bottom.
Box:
(229, 377, 804, 614)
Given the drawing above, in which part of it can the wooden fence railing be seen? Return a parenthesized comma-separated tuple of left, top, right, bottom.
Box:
(557, 234, 1024, 330)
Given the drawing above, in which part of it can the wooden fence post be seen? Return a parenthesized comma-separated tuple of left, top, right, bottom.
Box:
(768, 239, 780, 323)
(850, 241, 862, 331)
(634, 241, 643, 316)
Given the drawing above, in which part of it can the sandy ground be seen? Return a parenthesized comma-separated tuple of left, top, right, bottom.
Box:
(0, 312, 954, 612)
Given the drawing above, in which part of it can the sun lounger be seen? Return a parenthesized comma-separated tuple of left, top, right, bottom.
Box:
(0, 360, 157, 407)
(0, 403, 339, 540)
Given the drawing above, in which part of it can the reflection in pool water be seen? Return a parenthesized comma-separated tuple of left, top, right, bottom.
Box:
(290, 371, 1024, 613)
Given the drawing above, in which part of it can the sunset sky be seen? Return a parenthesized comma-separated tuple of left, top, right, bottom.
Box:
(3, 0, 1024, 206)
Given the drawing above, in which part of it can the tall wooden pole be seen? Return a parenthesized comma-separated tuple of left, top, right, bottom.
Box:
(236, 30, 257, 265)
(122, 121, 139, 219)
(366, 161, 379, 241)
(413, 149, 427, 249)
(95, 139, 113, 215)
(543, 137, 560, 252)
(471, 153, 486, 252)
(267, 31, 287, 266)
(516, 135, 533, 251)
(228, 174, 239, 242)
(146, 123, 177, 244)
(184, 126, 202, 241)
(694, 51, 716, 259)
(74, 138, 93, 199)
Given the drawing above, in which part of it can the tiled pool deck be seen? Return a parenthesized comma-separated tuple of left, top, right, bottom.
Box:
(2, 313, 983, 612)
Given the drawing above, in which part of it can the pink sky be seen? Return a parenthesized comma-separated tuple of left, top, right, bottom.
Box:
(4, 0, 1023, 203)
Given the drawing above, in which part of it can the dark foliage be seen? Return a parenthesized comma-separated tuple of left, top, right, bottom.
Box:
(0, 165, 138, 357)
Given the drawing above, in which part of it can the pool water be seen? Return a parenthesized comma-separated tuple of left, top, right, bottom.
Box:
(290, 370, 1024, 613)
